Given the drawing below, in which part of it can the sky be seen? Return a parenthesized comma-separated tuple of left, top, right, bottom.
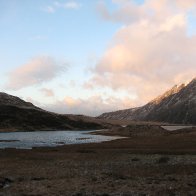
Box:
(1, 0, 196, 116)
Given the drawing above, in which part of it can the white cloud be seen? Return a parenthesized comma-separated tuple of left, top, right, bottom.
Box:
(86, 0, 196, 105)
(6, 56, 68, 90)
(54, 1, 80, 9)
(44, 1, 81, 13)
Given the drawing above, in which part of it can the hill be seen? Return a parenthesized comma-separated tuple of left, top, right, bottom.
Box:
(0, 93, 110, 132)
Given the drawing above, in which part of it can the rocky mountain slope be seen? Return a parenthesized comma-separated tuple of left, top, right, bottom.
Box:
(99, 78, 196, 125)
(0, 93, 110, 132)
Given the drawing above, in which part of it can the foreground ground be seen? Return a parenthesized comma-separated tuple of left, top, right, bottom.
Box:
(1, 125, 196, 195)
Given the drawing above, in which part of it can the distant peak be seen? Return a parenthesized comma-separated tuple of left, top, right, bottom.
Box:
(171, 83, 185, 92)
(183, 77, 196, 86)
(151, 83, 185, 105)
(190, 77, 196, 84)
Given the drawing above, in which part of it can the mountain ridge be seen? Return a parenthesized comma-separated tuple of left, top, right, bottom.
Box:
(98, 78, 196, 125)
(0, 92, 111, 132)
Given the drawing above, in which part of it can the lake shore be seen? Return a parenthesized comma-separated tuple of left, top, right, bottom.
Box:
(1, 126, 196, 195)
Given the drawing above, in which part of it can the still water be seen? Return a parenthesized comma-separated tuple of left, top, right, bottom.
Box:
(161, 126, 195, 131)
(0, 130, 122, 149)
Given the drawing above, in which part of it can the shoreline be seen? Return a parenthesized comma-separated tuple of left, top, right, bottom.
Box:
(0, 125, 196, 152)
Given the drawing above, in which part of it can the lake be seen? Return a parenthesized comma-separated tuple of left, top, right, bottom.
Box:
(161, 126, 195, 131)
(0, 130, 123, 149)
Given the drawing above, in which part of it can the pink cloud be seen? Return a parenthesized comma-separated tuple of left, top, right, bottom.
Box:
(6, 56, 67, 90)
(97, 0, 145, 24)
(86, 0, 196, 105)
(43, 95, 135, 116)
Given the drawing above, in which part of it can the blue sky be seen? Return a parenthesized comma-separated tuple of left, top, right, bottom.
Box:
(0, 1, 119, 70)
(0, 1, 121, 98)
(1, 0, 196, 115)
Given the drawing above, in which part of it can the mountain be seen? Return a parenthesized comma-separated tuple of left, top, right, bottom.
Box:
(0, 92, 110, 132)
(0, 93, 42, 110)
(98, 78, 196, 125)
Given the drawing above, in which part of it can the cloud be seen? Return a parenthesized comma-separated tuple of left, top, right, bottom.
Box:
(44, 1, 81, 13)
(86, 0, 196, 105)
(98, 0, 196, 24)
(40, 88, 55, 97)
(6, 56, 67, 90)
(53, 1, 81, 10)
(97, 0, 145, 24)
(44, 95, 135, 116)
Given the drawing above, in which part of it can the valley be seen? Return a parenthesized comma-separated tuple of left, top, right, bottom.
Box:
(0, 78, 195, 195)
